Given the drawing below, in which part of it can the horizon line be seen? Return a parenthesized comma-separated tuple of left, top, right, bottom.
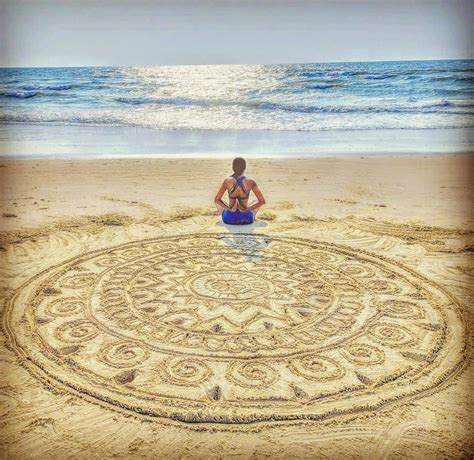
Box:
(1, 57, 473, 70)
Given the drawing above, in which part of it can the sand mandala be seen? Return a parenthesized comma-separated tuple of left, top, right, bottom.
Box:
(4, 233, 467, 427)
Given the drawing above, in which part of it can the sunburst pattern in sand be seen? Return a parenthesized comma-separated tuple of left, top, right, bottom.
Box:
(4, 233, 467, 427)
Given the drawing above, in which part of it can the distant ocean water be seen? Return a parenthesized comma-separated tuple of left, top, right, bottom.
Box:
(0, 60, 473, 157)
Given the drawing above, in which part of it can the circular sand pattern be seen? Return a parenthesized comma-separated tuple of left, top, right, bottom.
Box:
(4, 234, 467, 426)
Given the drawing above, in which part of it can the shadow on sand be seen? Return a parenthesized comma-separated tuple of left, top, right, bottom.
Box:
(216, 220, 272, 262)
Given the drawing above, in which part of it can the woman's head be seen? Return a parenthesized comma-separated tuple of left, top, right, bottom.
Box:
(232, 157, 246, 176)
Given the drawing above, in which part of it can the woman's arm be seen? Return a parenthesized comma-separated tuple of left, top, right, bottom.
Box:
(245, 182, 265, 211)
(214, 180, 237, 212)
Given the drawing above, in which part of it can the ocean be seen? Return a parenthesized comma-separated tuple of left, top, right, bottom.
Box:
(0, 60, 473, 157)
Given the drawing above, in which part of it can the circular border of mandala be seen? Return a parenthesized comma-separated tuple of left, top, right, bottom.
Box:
(2, 233, 469, 429)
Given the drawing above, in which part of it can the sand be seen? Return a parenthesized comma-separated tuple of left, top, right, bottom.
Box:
(0, 155, 473, 458)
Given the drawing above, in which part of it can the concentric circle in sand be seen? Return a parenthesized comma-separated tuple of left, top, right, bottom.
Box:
(3, 233, 467, 426)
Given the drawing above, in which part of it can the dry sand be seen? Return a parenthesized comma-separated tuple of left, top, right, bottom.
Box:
(0, 155, 473, 458)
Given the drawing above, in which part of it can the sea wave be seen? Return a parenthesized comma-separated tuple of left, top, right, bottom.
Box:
(114, 96, 474, 116)
(1, 110, 473, 132)
(1, 60, 473, 132)
(3, 91, 39, 99)
(1, 90, 74, 99)
(257, 101, 474, 116)
(302, 70, 363, 78)
(115, 96, 210, 106)
(303, 83, 340, 90)
(364, 74, 398, 80)
(21, 83, 74, 91)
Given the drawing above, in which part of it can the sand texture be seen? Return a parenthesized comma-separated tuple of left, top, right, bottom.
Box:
(0, 156, 473, 458)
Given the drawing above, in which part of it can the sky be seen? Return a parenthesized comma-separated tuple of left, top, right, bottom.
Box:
(0, 0, 473, 67)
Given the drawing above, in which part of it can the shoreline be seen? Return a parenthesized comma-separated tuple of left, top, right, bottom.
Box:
(1, 123, 473, 158)
(3, 152, 474, 160)
(2, 149, 474, 160)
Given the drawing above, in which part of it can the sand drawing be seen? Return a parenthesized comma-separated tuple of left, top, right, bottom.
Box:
(4, 232, 468, 428)
(1, 3, 473, 454)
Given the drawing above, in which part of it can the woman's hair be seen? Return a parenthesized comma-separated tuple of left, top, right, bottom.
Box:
(232, 157, 246, 176)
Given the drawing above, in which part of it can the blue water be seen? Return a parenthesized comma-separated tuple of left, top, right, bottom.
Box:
(1, 60, 473, 131)
(0, 60, 473, 156)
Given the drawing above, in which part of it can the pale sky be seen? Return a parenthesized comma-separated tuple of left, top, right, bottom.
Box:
(0, 0, 472, 67)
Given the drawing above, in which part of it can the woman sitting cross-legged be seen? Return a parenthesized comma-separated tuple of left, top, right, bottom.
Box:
(214, 157, 265, 225)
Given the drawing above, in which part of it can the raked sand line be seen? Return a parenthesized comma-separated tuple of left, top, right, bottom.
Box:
(2, 229, 469, 430)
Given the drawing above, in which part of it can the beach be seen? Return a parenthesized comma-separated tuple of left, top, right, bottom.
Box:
(2, 1, 473, 456)
(1, 155, 473, 230)
(1, 154, 473, 458)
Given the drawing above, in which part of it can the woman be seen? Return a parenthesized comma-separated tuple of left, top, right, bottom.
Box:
(214, 157, 265, 225)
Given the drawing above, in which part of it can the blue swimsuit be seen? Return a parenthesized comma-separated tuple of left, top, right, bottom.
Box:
(222, 175, 254, 225)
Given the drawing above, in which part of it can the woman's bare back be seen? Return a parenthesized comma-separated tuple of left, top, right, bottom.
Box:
(214, 158, 265, 217)
(225, 176, 254, 210)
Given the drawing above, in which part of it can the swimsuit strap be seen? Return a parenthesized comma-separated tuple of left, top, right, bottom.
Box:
(229, 175, 249, 198)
